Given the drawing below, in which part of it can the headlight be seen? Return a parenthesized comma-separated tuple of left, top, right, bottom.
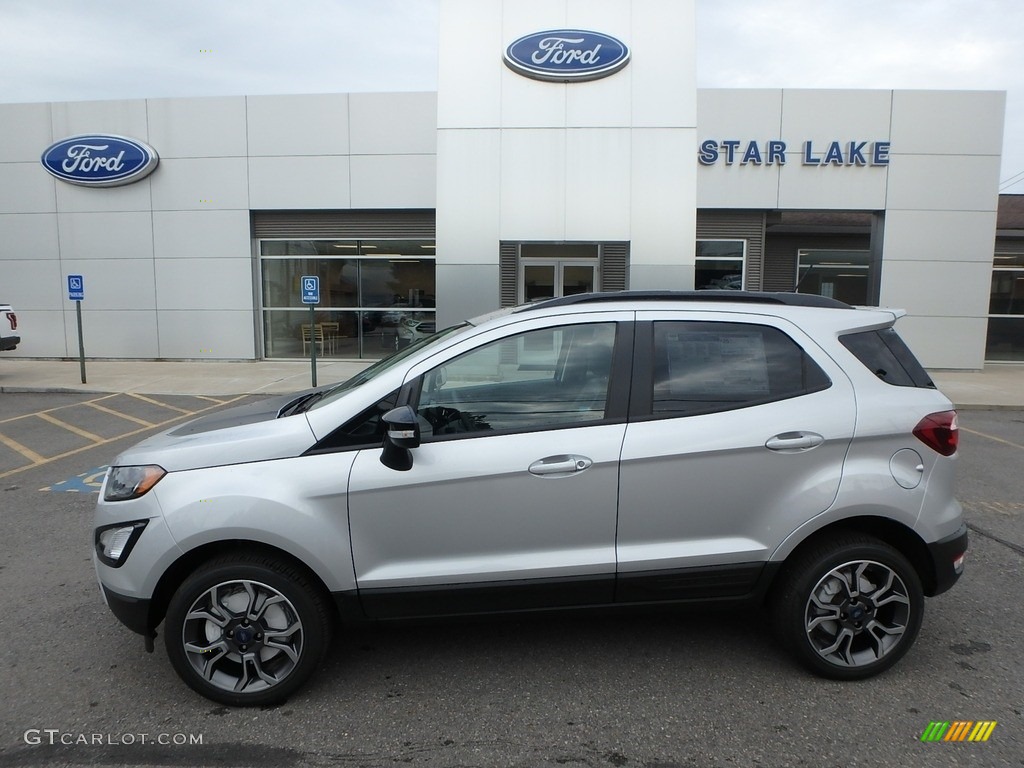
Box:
(95, 521, 148, 568)
(103, 465, 166, 502)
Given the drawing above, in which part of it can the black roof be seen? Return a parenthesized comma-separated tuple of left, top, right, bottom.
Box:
(519, 290, 853, 312)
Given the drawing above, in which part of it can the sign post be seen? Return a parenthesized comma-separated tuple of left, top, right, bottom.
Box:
(67, 274, 86, 384)
(300, 276, 320, 387)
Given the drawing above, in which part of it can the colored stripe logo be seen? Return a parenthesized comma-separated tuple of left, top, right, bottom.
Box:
(921, 721, 997, 742)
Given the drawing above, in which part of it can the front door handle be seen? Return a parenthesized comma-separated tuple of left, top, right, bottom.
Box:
(529, 454, 593, 476)
(765, 432, 825, 452)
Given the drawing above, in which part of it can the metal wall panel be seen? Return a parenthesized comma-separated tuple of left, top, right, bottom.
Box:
(252, 210, 436, 239)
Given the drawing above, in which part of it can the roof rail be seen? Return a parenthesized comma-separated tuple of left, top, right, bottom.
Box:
(518, 290, 853, 312)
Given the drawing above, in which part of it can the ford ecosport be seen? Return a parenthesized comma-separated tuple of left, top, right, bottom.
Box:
(93, 291, 967, 706)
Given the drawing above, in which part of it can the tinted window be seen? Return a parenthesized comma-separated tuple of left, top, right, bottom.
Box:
(312, 389, 399, 451)
(652, 322, 831, 416)
(416, 323, 616, 437)
(840, 328, 934, 388)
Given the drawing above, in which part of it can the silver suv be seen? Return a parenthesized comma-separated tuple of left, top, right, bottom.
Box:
(93, 292, 967, 706)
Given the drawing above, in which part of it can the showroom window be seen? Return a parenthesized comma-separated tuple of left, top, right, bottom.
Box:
(986, 252, 1024, 361)
(796, 249, 871, 305)
(259, 239, 435, 359)
(695, 240, 745, 290)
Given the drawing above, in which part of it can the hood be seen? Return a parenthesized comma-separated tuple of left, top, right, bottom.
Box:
(166, 389, 319, 436)
(110, 389, 323, 473)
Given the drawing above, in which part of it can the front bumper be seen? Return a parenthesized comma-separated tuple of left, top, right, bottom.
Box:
(101, 584, 153, 635)
(926, 523, 969, 596)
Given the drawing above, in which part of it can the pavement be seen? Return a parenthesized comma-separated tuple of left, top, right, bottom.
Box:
(0, 357, 1022, 408)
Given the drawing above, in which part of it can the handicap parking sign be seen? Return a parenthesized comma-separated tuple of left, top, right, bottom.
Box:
(301, 276, 320, 305)
(68, 274, 84, 301)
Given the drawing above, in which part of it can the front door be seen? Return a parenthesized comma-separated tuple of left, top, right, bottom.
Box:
(347, 315, 631, 618)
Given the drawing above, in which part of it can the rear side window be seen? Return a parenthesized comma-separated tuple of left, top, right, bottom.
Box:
(840, 328, 934, 388)
(651, 322, 831, 417)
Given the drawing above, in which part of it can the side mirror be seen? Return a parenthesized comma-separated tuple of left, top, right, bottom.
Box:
(380, 405, 420, 471)
(382, 405, 420, 448)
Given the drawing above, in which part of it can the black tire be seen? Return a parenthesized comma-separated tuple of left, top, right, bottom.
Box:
(164, 552, 333, 707)
(772, 533, 924, 680)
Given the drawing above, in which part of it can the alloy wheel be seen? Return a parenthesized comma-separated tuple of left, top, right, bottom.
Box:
(180, 579, 304, 694)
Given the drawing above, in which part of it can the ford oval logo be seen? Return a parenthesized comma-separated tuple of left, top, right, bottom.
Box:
(504, 29, 630, 82)
(40, 134, 159, 187)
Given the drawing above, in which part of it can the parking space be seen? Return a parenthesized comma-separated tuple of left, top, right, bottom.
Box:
(0, 392, 251, 480)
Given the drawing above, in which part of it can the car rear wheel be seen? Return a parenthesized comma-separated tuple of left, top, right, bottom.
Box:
(164, 553, 332, 706)
(773, 533, 924, 679)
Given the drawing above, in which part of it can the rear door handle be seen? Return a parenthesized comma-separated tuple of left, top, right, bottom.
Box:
(765, 432, 825, 452)
(529, 455, 593, 476)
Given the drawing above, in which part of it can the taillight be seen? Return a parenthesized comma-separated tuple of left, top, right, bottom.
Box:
(5, 312, 14, 331)
(914, 410, 958, 456)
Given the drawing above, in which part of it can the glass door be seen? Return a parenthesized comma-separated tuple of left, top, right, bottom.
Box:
(520, 259, 598, 303)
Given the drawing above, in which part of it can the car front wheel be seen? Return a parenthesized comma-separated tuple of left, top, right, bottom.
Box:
(164, 553, 332, 706)
(773, 533, 924, 680)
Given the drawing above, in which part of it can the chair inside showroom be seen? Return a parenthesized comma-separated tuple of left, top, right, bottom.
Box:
(301, 324, 328, 356)
(319, 321, 340, 354)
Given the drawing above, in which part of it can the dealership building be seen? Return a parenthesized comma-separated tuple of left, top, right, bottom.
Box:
(0, 0, 1016, 369)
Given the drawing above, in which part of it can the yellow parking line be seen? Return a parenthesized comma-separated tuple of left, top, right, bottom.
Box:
(0, 394, 121, 426)
(35, 412, 103, 443)
(0, 395, 249, 480)
(960, 426, 1024, 451)
(125, 392, 194, 414)
(84, 401, 155, 427)
(0, 431, 47, 464)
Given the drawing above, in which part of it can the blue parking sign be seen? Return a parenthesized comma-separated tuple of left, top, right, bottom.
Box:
(301, 275, 320, 304)
(68, 274, 84, 301)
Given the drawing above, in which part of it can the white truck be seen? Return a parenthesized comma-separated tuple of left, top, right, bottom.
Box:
(0, 303, 19, 351)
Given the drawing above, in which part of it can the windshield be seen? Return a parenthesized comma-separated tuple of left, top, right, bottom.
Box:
(308, 323, 469, 410)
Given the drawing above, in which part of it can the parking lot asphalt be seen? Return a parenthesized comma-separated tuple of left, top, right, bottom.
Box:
(0, 392, 259, 481)
(0, 401, 1019, 767)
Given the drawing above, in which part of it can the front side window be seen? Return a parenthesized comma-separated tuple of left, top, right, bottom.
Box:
(416, 323, 617, 437)
(651, 322, 831, 417)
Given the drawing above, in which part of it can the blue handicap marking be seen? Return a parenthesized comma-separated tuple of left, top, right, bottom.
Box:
(41, 466, 108, 493)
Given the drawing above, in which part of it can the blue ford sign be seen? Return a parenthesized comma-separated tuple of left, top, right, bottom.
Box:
(504, 29, 630, 82)
(41, 134, 159, 187)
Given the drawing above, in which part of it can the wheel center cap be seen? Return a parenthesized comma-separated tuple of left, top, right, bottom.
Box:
(234, 627, 255, 645)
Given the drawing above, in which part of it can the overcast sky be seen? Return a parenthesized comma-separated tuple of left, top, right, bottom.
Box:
(2, 0, 1021, 191)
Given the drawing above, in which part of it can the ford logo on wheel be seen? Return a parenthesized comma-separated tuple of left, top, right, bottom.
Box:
(41, 134, 159, 187)
(504, 29, 630, 82)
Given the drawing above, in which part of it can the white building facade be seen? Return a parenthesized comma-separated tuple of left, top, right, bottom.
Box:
(0, 0, 1009, 369)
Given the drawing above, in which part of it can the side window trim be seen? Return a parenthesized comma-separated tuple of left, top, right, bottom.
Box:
(628, 321, 655, 420)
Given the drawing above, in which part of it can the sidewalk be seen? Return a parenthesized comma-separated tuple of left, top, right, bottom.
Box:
(0, 359, 371, 397)
(0, 357, 1021, 408)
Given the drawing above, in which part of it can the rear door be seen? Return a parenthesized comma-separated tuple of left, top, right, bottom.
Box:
(615, 310, 856, 601)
